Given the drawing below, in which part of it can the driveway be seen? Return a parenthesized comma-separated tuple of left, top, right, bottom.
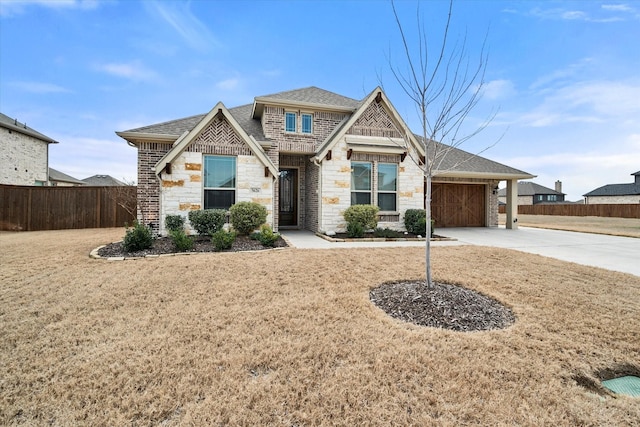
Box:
(281, 227, 640, 277)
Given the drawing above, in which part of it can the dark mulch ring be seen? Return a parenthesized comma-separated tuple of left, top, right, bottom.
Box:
(97, 235, 289, 258)
(370, 280, 515, 332)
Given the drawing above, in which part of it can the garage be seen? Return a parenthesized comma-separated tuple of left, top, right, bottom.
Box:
(431, 183, 486, 227)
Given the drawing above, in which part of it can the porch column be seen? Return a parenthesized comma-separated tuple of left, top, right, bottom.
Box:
(505, 179, 518, 230)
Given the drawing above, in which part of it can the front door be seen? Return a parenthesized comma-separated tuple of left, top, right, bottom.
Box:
(279, 169, 298, 227)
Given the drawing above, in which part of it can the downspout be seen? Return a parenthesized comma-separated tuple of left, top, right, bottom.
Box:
(313, 156, 322, 233)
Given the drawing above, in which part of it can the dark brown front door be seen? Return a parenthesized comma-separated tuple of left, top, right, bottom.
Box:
(279, 169, 298, 227)
(431, 183, 486, 227)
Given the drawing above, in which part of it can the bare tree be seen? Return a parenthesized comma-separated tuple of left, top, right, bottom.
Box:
(388, 0, 497, 286)
(104, 179, 138, 225)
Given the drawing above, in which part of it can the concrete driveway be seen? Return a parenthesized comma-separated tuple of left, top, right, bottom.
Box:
(281, 227, 640, 277)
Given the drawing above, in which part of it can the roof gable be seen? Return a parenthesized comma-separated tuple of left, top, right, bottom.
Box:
(315, 87, 421, 161)
(154, 103, 277, 178)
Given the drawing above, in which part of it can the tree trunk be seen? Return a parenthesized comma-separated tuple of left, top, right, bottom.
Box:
(425, 174, 433, 287)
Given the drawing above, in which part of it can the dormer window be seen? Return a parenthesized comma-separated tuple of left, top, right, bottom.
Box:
(301, 113, 313, 134)
(285, 112, 296, 132)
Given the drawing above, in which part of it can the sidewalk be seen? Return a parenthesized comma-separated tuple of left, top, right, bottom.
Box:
(281, 227, 640, 277)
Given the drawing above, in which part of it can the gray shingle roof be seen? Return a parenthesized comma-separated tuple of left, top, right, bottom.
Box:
(430, 141, 533, 178)
(497, 181, 563, 197)
(584, 171, 640, 196)
(256, 86, 360, 109)
(583, 183, 640, 197)
(82, 175, 127, 186)
(118, 87, 533, 178)
(0, 112, 58, 143)
(48, 168, 86, 185)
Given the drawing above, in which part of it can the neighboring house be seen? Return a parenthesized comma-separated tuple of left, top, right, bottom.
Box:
(48, 168, 86, 186)
(498, 181, 565, 205)
(82, 174, 127, 186)
(0, 112, 58, 186)
(117, 86, 533, 235)
(583, 171, 640, 204)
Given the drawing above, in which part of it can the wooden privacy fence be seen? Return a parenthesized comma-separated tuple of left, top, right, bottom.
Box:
(498, 203, 640, 219)
(0, 185, 137, 231)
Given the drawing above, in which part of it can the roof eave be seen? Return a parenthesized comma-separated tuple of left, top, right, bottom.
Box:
(115, 131, 179, 144)
(1, 122, 58, 144)
(433, 170, 536, 180)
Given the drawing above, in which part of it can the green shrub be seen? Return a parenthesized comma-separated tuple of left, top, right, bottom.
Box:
(343, 204, 379, 231)
(165, 214, 185, 233)
(169, 229, 194, 252)
(123, 221, 154, 252)
(404, 209, 426, 235)
(229, 202, 267, 235)
(346, 221, 365, 238)
(188, 209, 227, 236)
(211, 229, 236, 251)
(250, 224, 280, 247)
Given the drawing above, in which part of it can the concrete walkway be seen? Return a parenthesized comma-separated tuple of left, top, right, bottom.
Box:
(281, 227, 640, 277)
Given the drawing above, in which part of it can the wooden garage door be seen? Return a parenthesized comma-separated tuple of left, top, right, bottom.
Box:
(431, 183, 486, 227)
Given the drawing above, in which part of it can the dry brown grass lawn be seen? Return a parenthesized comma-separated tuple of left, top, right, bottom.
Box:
(499, 214, 640, 238)
(1, 228, 639, 426)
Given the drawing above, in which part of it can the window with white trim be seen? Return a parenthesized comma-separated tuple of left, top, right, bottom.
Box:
(351, 161, 398, 211)
(301, 113, 313, 134)
(350, 162, 372, 205)
(377, 163, 397, 211)
(203, 155, 236, 210)
(285, 112, 297, 132)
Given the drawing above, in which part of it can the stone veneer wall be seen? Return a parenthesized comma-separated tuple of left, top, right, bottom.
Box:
(0, 127, 49, 186)
(159, 150, 273, 235)
(318, 138, 425, 233)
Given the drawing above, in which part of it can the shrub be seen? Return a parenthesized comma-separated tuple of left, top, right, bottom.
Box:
(346, 221, 365, 238)
(404, 209, 426, 235)
(250, 224, 280, 247)
(343, 204, 379, 231)
(188, 209, 227, 236)
(169, 229, 194, 252)
(165, 214, 185, 233)
(211, 229, 236, 251)
(123, 221, 154, 252)
(229, 202, 267, 235)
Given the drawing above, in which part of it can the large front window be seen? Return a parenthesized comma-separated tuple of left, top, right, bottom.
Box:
(377, 163, 397, 211)
(351, 162, 372, 205)
(204, 155, 236, 210)
(351, 161, 398, 211)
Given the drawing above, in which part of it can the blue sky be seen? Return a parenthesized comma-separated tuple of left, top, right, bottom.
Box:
(1, 0, 639, 200)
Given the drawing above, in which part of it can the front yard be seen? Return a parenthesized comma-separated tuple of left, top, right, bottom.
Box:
(1, 228, 639, 425)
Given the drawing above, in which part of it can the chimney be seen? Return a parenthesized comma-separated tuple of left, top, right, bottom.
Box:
(555, 180, 562, 193)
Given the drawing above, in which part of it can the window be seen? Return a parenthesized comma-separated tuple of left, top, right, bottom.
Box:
(351, 162, 371, 205)
(204, 155, 236, 210)
(285, 112, 297, 132)
(377, 163, 397, 211)
(301, 113, 313, 134)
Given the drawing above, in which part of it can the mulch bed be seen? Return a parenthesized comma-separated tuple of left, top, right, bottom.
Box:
(370, 280, 515, 331)
(97, 234, 288, 258)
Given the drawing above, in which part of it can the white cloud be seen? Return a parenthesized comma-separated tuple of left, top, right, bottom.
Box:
(0, 0, 100, 17)
(146, 0, 220, 52)
(94, 61, 160, 83)
(481, 79, 516, 100)
(215, 78, 240, 91)
(10, 81, 71, 94)
(602, 4, 634, 13)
